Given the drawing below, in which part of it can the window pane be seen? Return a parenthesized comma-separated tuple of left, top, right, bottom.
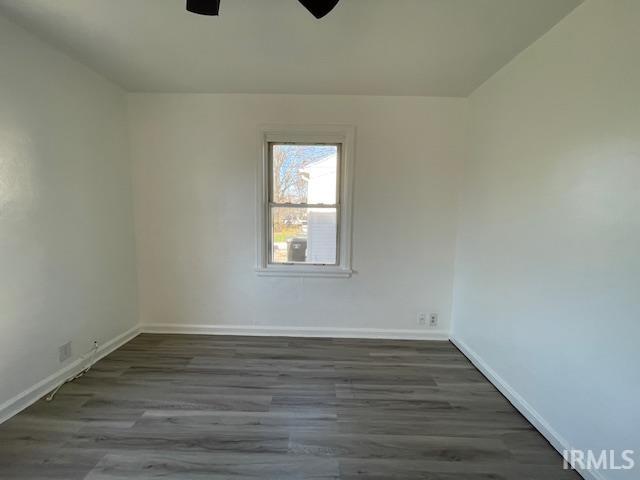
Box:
(271, 207, 337, 265)
(271, 144, 338, 204)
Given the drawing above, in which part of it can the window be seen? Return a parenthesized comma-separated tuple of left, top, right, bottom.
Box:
(257, 126, 354, 277)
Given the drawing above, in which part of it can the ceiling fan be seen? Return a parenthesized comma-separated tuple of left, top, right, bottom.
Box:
(186, 0, 341, 19)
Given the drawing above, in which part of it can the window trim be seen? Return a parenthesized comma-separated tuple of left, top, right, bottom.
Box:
(256, 125, 355, 278)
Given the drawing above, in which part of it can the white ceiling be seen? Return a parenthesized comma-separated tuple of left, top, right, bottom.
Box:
(0, 0, 582, 96)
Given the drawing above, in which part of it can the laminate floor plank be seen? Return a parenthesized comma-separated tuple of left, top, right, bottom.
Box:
(0, 334, 580, 479)
(84, 451, 340, 480)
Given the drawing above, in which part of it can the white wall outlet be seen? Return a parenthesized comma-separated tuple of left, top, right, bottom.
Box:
(417, 312, 427, 326)
(59, 341, 72, 363)
(429, 313, 439, 328)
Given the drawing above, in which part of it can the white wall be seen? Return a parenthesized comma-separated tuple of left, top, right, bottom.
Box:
(0, 17, 138, 408)
(452, 1, 640, 478)
(128, 94, 466, 336)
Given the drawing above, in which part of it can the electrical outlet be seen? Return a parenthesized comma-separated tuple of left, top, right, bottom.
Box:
(429, 313, 439, 328)
(59, 341, 72, 363)
(417, 312, 427, 326)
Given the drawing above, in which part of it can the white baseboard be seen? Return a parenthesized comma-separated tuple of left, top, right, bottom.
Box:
(0, 325, 141, 425)
(141, 323, 450, 341)
(450, 336, 604, 480)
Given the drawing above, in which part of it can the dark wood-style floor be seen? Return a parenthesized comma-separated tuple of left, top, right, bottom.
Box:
(0, 334, 580, 479)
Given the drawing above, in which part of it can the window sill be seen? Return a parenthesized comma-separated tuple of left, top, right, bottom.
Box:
(256, 266, 353, 278)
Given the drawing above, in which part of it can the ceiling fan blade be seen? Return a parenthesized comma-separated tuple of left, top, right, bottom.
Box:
(298, 0, 340, 19)
(186, 0, 221, 16)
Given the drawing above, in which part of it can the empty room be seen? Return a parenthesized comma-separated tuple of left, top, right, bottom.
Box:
(0, 0, 637, 479)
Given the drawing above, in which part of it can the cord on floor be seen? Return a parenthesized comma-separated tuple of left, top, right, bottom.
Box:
(44, 342, 100, 402)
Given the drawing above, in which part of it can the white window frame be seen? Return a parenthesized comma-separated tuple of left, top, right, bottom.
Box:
(256, 125, 355, 278)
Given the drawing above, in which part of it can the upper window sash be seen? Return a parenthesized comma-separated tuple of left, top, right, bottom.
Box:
(268, 142, 341, 206)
